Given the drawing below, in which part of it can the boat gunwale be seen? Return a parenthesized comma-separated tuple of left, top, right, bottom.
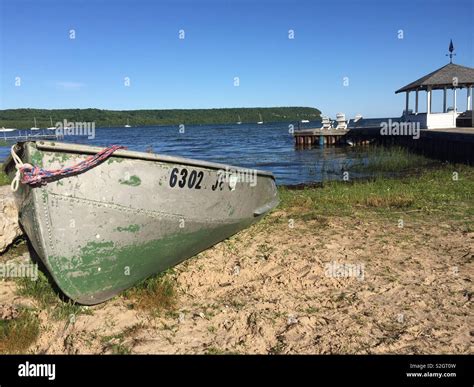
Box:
(4, 141, 276, 179)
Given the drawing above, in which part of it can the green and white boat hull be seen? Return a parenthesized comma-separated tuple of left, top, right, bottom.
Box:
(5, 141, 279, 304)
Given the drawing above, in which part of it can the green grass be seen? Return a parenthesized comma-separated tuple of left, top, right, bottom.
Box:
(279, 164, 474, 224)
(0, 309, 40, 354)
(100, 323, 145, 354)
(15, 262, 176, 319)
(345, 146, 437, 173)
(123, 271, 177, 316)
(0, 164, 10, 186)
(100, 335, 132, 355)
(16, 270, 92, 321)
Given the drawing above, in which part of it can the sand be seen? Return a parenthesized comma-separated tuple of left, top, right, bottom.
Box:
(0, 208, 472, 354)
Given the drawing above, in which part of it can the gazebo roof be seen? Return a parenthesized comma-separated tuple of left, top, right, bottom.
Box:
(395, 63, 474, 94)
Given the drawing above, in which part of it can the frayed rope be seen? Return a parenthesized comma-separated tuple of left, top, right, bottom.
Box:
(11, 144, 126, 191)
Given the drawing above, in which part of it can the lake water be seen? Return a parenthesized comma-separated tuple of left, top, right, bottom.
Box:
(0, 121, 383, 186)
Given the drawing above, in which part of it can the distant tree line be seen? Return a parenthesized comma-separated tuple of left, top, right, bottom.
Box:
(0, 107, 321, 128)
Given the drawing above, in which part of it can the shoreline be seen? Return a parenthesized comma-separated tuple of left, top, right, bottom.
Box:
(0, 107, 322, 129)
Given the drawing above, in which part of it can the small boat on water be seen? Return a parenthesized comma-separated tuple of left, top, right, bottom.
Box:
(236, 115, 242, 125)
(4, 141, 279, 305)
(124, 119, 131, 128)
(0, 127, 16, 132)
(257, 113, 263, 125)
(30, 117, 40, 131)
(300, 119, 310, 123)
(46, 117, 56, 130)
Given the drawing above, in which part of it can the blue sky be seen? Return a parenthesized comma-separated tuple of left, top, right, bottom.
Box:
(0, 0, 472, 117)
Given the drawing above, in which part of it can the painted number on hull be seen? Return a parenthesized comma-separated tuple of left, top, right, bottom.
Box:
(169, 168, 203, 189)
(211, 178, 224, 191)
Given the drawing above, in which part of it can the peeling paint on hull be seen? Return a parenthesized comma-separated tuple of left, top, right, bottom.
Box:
(51, 220, 254, 304)
(6, 142, 279, 305)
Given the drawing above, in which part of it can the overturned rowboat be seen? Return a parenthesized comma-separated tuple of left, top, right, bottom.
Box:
(4, 141, 279, 304)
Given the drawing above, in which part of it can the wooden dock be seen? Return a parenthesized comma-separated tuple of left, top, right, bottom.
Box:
(1, 131, 64, 144)
(293, 128, 350, 146)
(294, 126, 474, 164)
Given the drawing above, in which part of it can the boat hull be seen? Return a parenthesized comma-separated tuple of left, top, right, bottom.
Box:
(6, 142, 279, 304)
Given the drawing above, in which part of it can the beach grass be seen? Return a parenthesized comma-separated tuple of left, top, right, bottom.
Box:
(279, 164, 474, 226)
(0, 164, 10, 186)
(16, 270, 92, 321)
(0, 309, 40, 354)
(100, 323, 145, 354)
(123, 271, 177, 316)
(345, 146, 437, 173)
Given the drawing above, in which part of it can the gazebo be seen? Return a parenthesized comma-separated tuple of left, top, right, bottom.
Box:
(395, 60, 474, 129)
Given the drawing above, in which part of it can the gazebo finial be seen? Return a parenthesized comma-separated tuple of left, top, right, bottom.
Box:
(446, 39, 456, 64)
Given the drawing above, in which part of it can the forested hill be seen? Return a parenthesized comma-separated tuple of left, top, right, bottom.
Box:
(0, 107, 321, 128)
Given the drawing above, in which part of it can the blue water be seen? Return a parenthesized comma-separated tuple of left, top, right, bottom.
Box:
(0, 121, 380, 186)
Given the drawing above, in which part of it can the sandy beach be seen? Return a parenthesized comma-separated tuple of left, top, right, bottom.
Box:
(1, 167, 472, 355)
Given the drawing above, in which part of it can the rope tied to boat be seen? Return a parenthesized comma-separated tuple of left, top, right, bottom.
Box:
(10, 144, 126, 192)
